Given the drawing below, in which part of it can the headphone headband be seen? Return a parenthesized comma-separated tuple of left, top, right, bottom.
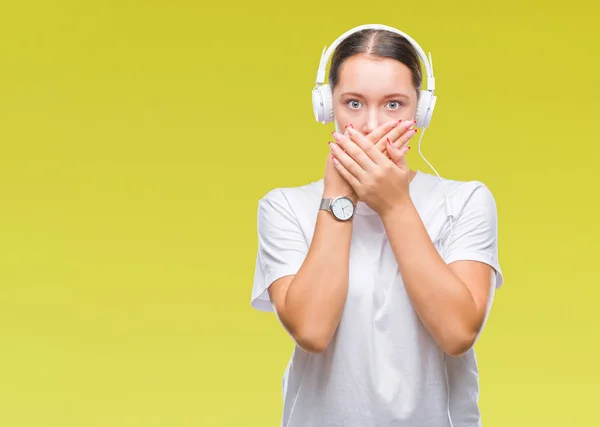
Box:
(315, 24, 435, 92)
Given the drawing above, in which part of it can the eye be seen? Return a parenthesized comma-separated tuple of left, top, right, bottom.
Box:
(346, 99, 362, 109)
(386, 101, 404, 110)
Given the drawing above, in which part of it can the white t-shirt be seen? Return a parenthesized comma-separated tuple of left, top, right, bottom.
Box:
(251, 170, 504, 427)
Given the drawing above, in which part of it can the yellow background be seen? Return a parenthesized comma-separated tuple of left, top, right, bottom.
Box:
(1, 0, 598, 426)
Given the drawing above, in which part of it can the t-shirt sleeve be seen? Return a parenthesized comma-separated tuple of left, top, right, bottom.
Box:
(250, 189, 309, 312)
(443, 183, 504, 289)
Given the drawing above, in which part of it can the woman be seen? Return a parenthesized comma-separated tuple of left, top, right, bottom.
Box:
(251, 24, 503, 427)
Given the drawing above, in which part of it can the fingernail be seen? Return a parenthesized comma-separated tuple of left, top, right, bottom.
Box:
(397, 119, 403, 124)
(408, 146, 412, 150)
(413, 128, 418, 133)
(328, 141, 336, 150)
(413, 120, 417, 124)
(345, 124, 353, 128)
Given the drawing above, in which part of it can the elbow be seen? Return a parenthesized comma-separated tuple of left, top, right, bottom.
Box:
(445, 341, 475, 358)
(276, 306, 336, 354)
(293, 330, 332, 354)
(297, 339, 329, 354)
(290, 325, 333, 354)
(443, 329, 479, 358)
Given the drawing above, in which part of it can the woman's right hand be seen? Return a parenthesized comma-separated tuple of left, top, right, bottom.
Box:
(372, 119, 417, 157)
(324, 120, 416, 201)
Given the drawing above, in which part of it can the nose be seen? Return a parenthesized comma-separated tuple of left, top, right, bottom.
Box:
(362, 109, 380, 137)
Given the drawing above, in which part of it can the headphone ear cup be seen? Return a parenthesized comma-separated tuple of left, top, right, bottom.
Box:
(312, 84, 333, 124)
(415, 90, 431, 128)
(423, 95, 436, 128)
(415, 90, 436, 128)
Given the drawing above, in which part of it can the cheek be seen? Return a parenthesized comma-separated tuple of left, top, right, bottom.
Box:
(332, 103, 352, 125)
(399, 102, 418, 121)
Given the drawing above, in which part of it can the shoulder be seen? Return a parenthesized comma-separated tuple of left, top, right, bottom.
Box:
(257, 179, 324, 213)
(416, 172, 497, 217)
(255, 180, 324, 241)
(448, 178, 497, 220)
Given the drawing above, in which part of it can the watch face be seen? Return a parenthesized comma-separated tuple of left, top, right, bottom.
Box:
(331, 197, 355, 221)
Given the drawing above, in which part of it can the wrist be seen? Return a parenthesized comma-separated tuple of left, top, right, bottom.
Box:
(322, 188, 358, 205)
(380, 197, 415, 223)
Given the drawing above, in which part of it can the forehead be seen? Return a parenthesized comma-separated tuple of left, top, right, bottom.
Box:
(335, 54, 414, 96)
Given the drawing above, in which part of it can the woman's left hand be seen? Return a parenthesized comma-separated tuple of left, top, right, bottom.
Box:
(330, 126, 416, 217)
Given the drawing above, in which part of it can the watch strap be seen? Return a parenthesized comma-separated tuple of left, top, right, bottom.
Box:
(319, 198, 333, 211)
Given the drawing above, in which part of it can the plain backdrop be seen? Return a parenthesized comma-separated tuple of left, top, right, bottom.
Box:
(1, 1, 599, 426)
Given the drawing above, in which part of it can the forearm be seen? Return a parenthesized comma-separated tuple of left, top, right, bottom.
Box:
(381, 200, 482, 356)
(282, 210, 352, 352)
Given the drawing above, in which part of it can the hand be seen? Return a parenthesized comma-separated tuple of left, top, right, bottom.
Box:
(342, 119, 416, 159)
(329, 125, 416, 217)
(324, 120, 415, 202)
(366, 119, 417, 158)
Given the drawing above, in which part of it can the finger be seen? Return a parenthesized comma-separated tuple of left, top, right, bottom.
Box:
(346, 126, 389, 166)
(374, 119, 416, 153)
(331, 155, 361, 190)
(363, 120, 399, 144)
(391, 125, 418, 152)
(380, 125, 417, 161)
(329, 140, 366, 182)
(387, 138, 410, 167)
(333, 130, 377, 172)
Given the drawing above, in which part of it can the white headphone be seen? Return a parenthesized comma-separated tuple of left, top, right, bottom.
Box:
(312, 24, 456, 255)
(311, 24, 437, 129)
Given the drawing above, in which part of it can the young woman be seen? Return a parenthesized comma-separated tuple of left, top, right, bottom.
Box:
(251, 24, 504, 427)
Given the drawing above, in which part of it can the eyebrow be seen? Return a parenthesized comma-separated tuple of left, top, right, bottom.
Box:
(340, 92, 411, 100)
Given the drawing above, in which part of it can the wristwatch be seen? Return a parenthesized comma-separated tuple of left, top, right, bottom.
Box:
(319, 196, 356, 222)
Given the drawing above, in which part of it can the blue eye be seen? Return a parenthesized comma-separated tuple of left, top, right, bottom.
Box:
(387, 101, 403, 110)
(346, 100, 362, 109)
